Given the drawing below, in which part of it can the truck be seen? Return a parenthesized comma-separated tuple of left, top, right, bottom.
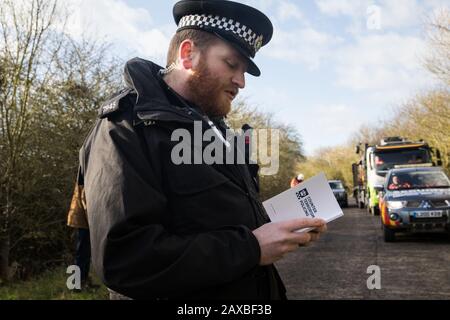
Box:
(352, 137, 441, 215)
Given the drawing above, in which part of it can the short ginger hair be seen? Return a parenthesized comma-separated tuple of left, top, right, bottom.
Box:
(166, 29, 219, 67)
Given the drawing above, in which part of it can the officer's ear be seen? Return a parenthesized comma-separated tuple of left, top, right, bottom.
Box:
(179, 39, 195, 70)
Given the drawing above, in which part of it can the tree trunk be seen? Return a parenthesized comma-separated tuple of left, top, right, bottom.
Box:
(0, 235, 9, 282)
(0, 188, 12, 282)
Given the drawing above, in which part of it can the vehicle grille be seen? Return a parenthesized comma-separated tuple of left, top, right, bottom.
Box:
(405, 201, 421, 208)
(406, 200, 449, 208)
(430, 200, 448, 208)
(410, 216, 448, 224)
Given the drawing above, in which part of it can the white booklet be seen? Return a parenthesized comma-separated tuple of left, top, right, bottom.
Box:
(262, 172, 344, 233)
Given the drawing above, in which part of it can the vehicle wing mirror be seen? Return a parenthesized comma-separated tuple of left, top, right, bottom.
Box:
(374, 185, 385, 198)
(374, 185, 384, 193)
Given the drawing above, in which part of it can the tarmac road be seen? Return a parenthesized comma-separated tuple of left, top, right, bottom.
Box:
(275, 200, 450, 300)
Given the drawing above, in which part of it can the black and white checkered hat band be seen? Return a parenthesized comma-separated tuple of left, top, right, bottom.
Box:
(178, 14, 263, 54)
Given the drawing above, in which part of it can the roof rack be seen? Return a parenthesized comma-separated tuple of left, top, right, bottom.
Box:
(378, 136, 427, 148)
(380, 137, 405, 145)
(393, 163, 433, 169)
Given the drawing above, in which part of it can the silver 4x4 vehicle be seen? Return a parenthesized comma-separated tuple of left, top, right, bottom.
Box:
(329, 180, 348, 208)
(379, 166, 450, 242)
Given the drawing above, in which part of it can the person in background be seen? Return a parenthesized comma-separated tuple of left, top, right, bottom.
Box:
(290, 173, 305, 188)
(66, 169, 97, 290)
(388, 175, 411, 190)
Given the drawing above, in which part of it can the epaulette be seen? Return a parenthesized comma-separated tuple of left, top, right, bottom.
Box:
(98, 88, 133, 119)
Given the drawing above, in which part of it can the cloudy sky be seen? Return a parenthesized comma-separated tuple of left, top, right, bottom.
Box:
(65, 0, 448, 155)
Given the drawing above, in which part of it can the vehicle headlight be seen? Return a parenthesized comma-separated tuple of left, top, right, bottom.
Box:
(389, 213, 400, 221)
(386, 201, 406, 210)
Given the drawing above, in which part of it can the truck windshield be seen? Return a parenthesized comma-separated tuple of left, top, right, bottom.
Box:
(329, 182, 344, 189)
(387, 171, 450, 191)
(374, 149, 430, 171)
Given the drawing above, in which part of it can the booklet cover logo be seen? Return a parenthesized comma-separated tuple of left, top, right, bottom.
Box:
(296, 188, 317, 218)
(297, 188, 309, 199)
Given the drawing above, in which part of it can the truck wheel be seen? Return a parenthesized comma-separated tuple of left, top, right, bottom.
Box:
(383, 226, 396, 242)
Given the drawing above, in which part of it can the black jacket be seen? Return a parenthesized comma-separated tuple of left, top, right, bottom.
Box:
(79, 57, 286, 300)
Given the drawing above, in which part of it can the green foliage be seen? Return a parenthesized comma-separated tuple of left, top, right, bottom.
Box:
(299, 89, 449, 191)
(0, 267, 108, 300)
(298, 146, 358, 191)
(383, 90, 450, 173)
(227, 101, 305, 200)
(3, 38, 122, 277)
(424, 9, 450, 86)
(349, 90, 450, 176)
(0, 0, 123, 279)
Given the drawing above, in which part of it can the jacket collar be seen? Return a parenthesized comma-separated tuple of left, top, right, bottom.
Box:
(124, 57, 177, 111)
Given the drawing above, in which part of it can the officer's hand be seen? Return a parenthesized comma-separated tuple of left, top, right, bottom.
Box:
(252, 218, 327, 266)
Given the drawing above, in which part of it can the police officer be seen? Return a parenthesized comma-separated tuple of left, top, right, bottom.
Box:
(79, 0, 327, 300)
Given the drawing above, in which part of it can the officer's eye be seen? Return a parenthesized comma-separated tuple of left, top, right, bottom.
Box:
(225, 59, 237, 69)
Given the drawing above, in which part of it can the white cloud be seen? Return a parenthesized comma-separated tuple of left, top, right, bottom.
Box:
(315, 0, 368, 17)
(313, 104, 360, 133)
(379, 0, 424, 29)
(381, 0, 450, 29)
(270, 2, 439, 95)
(333, 33, 434, 93)
(264, 26, 343, 69)
(277, 1, 304, 22)
(316, 0, 449, 32)
(314, 0, 371, 36)
(64, 0, 173, 64)
(292, 103, 365, 153)
(239, 0, 276, 13)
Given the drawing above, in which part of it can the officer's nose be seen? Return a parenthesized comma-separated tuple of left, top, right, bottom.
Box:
(232, 71, 245, 89)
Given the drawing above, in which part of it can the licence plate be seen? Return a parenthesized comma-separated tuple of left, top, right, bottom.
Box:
(414, 211, 443, 218)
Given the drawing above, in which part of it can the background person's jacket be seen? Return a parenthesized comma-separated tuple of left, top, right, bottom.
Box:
(67, 169, 88, 229)
(79, 57, 287, 300)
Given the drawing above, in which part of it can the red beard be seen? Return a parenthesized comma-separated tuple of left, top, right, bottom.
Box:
(186, 59, 232, 117)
